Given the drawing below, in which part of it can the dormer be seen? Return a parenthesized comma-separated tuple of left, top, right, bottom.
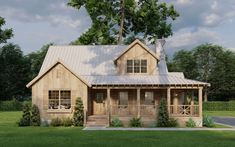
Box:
(114, 39, 159, 75)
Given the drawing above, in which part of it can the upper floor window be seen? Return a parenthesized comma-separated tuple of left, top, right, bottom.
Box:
(126, 59, 147, 73)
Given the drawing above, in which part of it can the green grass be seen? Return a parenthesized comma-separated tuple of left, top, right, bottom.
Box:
(204, 111, 235, 117)
(213, 123, 231, 128)
(1, 111, 235, 147)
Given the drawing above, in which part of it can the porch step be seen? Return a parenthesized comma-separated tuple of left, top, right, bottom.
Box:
(86, 115, 109, 127)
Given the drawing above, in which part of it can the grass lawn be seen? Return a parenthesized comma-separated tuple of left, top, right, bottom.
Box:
(204, 111, 235, 117)
(1, 111, 235, 147)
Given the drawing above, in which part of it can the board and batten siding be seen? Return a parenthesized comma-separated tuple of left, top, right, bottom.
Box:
(116, 43, 157, 75)
(31, 63, 88, 120)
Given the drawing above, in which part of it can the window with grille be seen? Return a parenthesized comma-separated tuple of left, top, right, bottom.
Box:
(119, 92, 128, 106)
(126, 59, 147, 73)
(48, 90, 71, 109)
(144, 92, 154, 105)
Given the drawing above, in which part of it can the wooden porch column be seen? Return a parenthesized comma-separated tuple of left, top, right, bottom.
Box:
(107, 88, 111, 126)
(167, 87, 171, 114)
(137, 88, 141, 118)
(198, 87, 203, 117)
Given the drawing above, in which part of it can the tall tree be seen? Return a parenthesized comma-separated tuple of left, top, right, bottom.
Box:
(68, 0, 179, 45)
(0, 44, 30, 100)
(0, 16, 13, 45)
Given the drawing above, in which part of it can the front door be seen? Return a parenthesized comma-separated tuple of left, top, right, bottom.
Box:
(93, 93, 106, 115)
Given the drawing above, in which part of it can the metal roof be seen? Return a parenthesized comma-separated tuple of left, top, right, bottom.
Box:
(27, 40, 210, 87)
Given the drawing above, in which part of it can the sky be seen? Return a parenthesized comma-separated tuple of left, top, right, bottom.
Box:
(0, 0, 235, 55)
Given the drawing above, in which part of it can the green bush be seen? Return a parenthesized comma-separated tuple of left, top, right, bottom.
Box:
(50, 117, 62, 127)
(110, 118, 123, 127)
(18, 102, 31, 126)
(30, 105, 41, 126)
(62, 117, 73, 127)
(157, 98, 169, 127)
(203, 101, 235, 111)
(168, 118, 178, 127)
(129, 117, 143, 127)
(185, 118, 196, 128)
(41, 120, 49, 127)
(203, 114, 214, 127)
(73, 97, 84, 126)
(0, 99, 23, 111)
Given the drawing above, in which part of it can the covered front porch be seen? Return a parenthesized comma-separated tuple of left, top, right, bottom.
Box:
(85, 85, 203, 127)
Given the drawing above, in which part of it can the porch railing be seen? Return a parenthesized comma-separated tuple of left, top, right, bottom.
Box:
(169, 105, 199, 117)
(111, 105, 157, 116)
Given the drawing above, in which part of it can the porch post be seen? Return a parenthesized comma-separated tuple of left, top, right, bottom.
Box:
(198, 87, 203, 117)
(167, 87, 171, 114)
(107, 88, 111, 126)
(137, 88, 141, 118)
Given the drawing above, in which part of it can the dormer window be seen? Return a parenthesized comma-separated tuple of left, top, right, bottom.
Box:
(126, 59, 147, 73)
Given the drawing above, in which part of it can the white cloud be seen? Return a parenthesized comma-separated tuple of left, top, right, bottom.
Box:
(166, 27, 220, 49)
(203, 13, 221, 26)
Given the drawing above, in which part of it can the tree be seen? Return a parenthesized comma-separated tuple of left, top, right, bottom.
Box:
(0, 43, 31, 100)
(27, 43, 52, 78)
(168, 50, 198, 79)
(157, 98, 169, 127)
(68, 0, 179, 45)
(73, 97, 84, 126)
(0, 16, 13, 45)
(30, 104, 41, 126)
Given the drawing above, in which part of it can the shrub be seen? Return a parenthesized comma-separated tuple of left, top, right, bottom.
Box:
(41, 120, 49, 127)
(18, 102, 31, 126)
(168, 118, 178, 127)
(186, 118, 196, 128)
(30, 105, 41, 126)
(157, 98, 169, 127)
(110, 118, 123, 127)
(62, 117, 73, 127)
(0, 99, 23, 111)
(73, 97, 84, 126)
(129, 117, 143, 127)
(203, 101, 235, 111)
(203, 114, 214, 127)
(50, 117, 62, 127)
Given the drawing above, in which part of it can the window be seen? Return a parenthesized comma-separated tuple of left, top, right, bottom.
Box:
(119, 92, 128, 106)
(126, 59, 147, 73)
(48, 90, 71, 110)
(96, 93, 104, 103)
(144, 92, 154, 105)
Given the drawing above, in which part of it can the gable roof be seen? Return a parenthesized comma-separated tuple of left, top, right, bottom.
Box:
(27, 41, 210, 88)
(26, 59, 91, 88)
(113, 39, 159, 63)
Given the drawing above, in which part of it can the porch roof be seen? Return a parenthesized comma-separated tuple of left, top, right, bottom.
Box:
(83, 75, 210, 87)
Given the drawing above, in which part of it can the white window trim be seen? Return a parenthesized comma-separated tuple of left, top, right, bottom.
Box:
(48, 90, 72, 111)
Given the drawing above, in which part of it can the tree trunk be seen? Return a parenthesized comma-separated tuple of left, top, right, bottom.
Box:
(204, 87, 208, 102)
(118, 0, 125, 45)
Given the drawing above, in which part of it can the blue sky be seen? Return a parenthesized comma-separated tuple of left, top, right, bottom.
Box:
(0, 0, 235, 55)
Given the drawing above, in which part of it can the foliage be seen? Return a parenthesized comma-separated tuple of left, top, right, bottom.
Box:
(203, 101, 235, 111)
(27, 43, 52, 79)
(50, 117, 62, 127)
(0, 98, 23, 111)
(157, 98, 169, 127)
(185, 118, 196, 128)
(0, 16, 13, 44)
(168, 43, 235, 101)
(3, 112, 235, 147)
(110, 117, 123, 127)
(73, 97, 84, 126)
(18, 102, 31, 126)
(62, 117, 73, 127)
(30, 105, 41, 126)
(168, 118, 178, 127)
(129, 117, 143, 127)
(203, 114, 214, 128)
(68, 0, 179, 45)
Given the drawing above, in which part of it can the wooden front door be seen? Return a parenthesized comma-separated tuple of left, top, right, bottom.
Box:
(93, 93, 106, 115)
